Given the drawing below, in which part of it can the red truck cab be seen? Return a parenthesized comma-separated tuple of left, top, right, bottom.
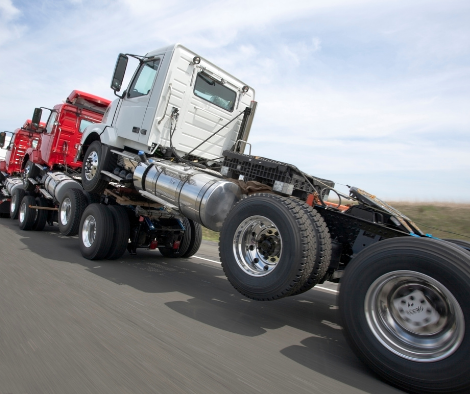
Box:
(25, 90, 111, 172)
(0, 120, 43, 175)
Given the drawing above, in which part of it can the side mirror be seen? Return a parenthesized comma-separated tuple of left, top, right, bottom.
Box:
(32, 108, 42, 129)
(0, 131, 5, 148)
(111, 53, 128, 92)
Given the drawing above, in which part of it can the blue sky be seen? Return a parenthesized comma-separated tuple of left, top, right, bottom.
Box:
(1, 0, 469, 201)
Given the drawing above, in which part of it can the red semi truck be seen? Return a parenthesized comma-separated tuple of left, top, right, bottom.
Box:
(0, 90, 110, 218)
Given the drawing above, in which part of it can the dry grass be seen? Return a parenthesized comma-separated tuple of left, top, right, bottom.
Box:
(201, 202, 470, 242)
(387, 202, 470, 241)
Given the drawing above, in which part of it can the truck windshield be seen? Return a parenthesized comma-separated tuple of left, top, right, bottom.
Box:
(79, 119, 95, 133)
(194, 72, 236, 112)
(128, 59, 160, 99)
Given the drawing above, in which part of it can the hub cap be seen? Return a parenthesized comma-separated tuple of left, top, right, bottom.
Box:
(82, 214, 97, 248)
(84, 151, 99, 181)
(60, 198, 72, 225)
(365, 270, 465, 362)
(233, 215, 282, 277)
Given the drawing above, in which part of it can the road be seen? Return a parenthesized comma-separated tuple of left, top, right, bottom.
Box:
(0, 217, 403, 394)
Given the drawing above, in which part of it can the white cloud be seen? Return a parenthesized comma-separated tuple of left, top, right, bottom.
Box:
(0, 0, 468, 200)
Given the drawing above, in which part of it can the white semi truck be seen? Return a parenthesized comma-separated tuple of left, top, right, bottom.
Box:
(8, 44, 470, 393)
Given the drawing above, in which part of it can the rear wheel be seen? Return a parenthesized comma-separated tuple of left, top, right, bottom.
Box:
(289, 199, 332, 295)
(18, 195, 36, 230)
(59, 188, 87, 236)
(181, 219, 203, 258)
(10, 188, 25, 219)
(444, 238, 470, 254)
(79, 204, 114, 260)
(219, 193, 315, 301)
(33, 197, 49, 231)
(106, 205, 130, 260)
(339, 237, 470, 393)
(158, 218, 193, 258)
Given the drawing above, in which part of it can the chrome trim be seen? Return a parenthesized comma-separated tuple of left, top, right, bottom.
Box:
(365, 270, 465, 362)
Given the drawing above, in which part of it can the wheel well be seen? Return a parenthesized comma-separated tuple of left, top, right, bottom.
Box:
(80, 133, 100, 161)
(21, 154, 30, 170)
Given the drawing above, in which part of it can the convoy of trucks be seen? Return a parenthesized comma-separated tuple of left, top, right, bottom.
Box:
(1, 43, 470, 393)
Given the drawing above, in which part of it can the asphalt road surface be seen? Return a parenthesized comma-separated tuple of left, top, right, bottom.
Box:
(0, 217, 404, 394)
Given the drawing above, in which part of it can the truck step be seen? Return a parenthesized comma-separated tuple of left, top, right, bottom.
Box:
(39, 188, 53, 200)
(110, 150, 141, 162)
(28, 178, 38, 185)
(101, 170, 125, 183)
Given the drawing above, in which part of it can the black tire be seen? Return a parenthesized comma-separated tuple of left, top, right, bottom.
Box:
(79, 204, 114, 260)
(81, 141, 116, 194)
(18, 195, 37, 230)
(444, 238, 470, 254)
(10, 188, 26, 219)
(33, 197, 49, 231)
(82, 190, 101, 205)
(181, 219, 203, 258)
(58, 188, 87, 236)
(339, 237, 470, 394)
(158, 218, 193, 258)
(289, 199, 332, 295)
(23, 160, 39, 192)
(106, 205, 130, 260)
(219, 193, 316, 301)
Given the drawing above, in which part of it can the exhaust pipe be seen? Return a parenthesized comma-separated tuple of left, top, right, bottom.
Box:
(133, 161, 241, 231)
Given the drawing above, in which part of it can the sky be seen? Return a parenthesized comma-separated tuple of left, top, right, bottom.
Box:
(0, 0, 469, 202)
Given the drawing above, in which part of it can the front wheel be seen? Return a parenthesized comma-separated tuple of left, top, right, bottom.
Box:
(81, 141, 115, 194)
(22, 160, 39, 192)
(339, 237, 470, 393)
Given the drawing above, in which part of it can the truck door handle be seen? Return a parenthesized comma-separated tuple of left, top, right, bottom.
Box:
(132, 127, 140, 133)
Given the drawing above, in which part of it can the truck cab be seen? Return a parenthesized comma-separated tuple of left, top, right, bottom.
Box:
(0, 121, 42, 176)
(78, 44, 256, 165)
(26, 90, 111, 172)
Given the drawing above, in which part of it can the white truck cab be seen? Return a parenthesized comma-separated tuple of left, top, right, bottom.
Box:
(79, 44, 255, 161)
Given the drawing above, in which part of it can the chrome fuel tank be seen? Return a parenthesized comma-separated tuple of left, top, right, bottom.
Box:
(44, 172, 82, 202)
(133, 161, 241, 231)
(4, 177, 23, 195)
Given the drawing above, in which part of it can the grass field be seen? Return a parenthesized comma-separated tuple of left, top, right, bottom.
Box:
(201, 202, 470, 242)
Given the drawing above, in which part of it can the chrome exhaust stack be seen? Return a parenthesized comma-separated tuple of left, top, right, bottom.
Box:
(133, 160, 241, 231)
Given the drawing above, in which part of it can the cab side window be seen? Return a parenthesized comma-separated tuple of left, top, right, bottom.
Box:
(127, 59, 160, 99)
(46, 112, 58, 134)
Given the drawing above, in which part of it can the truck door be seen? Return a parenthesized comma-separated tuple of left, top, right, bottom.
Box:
(113, 57, 162, 144)
(40, 111, 58, 163)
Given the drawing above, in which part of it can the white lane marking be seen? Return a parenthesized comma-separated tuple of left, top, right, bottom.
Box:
(193, 255, 221, 264)
(193, 255, 339, 294)
(315, 286, 338, 294)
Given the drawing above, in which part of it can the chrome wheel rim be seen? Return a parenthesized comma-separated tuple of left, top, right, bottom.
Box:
(84, 151, 99, 181)
(19, 201, 26, 223)
(365, 270, 465, 362)
(82, 214, 97, 248)
(233, 215, 282, 277)
(60, 198, 72, 225)
(10, 193, 16, 213)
